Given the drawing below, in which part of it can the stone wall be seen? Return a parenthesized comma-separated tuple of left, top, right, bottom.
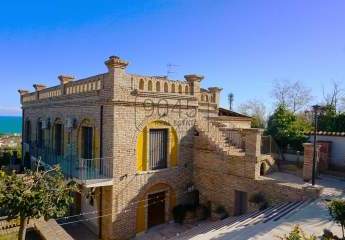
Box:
(193, 132, 316, 217)
(110, 103, 195, 239)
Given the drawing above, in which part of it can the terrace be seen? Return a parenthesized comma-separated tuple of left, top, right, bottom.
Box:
(25, 143, 113, 187)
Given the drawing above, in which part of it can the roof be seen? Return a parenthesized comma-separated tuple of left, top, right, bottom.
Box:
(218, 108, 252, 118)
(306, 131, 345, 137)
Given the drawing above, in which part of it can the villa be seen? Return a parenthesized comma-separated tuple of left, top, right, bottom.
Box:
(18, 56, 321, 240)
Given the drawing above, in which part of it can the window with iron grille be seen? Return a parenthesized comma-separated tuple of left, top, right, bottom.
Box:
(149, 129, 168, 170)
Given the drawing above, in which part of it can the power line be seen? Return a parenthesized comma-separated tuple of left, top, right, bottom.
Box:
(57, 188, 199, 226)
(57, 187, 194, 221)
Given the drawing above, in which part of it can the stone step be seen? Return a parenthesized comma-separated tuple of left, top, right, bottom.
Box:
(196, 130, 242, 153)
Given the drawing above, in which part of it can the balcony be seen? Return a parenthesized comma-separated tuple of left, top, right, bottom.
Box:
(25, 143, 113, 187)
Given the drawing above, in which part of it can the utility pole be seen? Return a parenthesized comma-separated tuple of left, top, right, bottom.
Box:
(228, 93, 234, 111)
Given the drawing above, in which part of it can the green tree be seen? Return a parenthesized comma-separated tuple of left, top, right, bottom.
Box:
(266, 105, 311, 151)
(328, 199, 345, 239)
(318, 105, 345, 132)
(0, 163, 78, 240)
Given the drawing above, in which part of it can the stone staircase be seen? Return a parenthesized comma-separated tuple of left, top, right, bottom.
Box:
(195, 115, 245, 156)
(169, 200, 313, 240)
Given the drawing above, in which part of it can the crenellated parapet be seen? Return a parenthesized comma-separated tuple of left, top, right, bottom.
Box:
(18, 55, 221, 109)
(18, 73, 105, 104)
(131, 74, 191, 96)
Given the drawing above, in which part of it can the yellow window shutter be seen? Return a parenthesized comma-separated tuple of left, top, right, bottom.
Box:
(170, 127, 178, 167)
(136, 127, 147, 171)
(136, 201, 146, 233)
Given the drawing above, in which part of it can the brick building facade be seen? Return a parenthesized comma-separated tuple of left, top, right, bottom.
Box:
(18, 56, 317, 240)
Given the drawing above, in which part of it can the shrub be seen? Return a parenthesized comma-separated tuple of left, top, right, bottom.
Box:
(259, 201, 269, 211)
(249, 192, 265, 204)
(196, 205, 210, 220)
(321, 229, 341, 240)
(214, 205, 229, 219)
(173, 205, 186, 224)
(249, 192, 269, 210)
(277, 225, 316, 240)
(328, 199, 345, 239)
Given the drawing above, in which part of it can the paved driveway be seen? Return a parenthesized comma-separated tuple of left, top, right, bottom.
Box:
(171, 175, 345, 240)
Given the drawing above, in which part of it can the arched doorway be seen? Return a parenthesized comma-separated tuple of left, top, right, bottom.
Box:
(136, 183, 176, 233)
(147, 191, 166, 228)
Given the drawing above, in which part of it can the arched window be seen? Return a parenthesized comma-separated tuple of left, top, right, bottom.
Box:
(37, 119, 43, 148)
(53, 118, 64, 156)
(79, 119, 94, 159)
(136, 120, 178, 172)
(139, 79, 144, 90)
(205, 95, 209, 102)
(24, 119, 31, 144)
(178, 85, 182, 94)
(148, 80, 153, 91)
(156, 81, 161, 92)
(185, 86, 189, 95)
(164, 83, 169, 93)
(171, 84, 175, 93)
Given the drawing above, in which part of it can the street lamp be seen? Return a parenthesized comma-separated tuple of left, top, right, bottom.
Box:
(305, 104, 326, 185)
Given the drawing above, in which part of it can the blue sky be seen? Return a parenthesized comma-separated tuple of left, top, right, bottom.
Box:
(0, 0, 344, 116)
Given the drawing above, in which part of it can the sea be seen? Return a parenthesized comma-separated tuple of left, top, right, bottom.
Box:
(0, 116, 22, 135)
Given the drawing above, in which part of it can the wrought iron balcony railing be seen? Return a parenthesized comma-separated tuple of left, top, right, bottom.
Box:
(25, 142, 112, 183)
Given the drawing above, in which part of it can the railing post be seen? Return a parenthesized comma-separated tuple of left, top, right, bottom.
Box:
(243, 128, 264, 157)
(303, 143, 321, 182)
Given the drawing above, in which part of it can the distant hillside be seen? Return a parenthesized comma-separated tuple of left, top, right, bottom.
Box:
(0, 116, 22, 134)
